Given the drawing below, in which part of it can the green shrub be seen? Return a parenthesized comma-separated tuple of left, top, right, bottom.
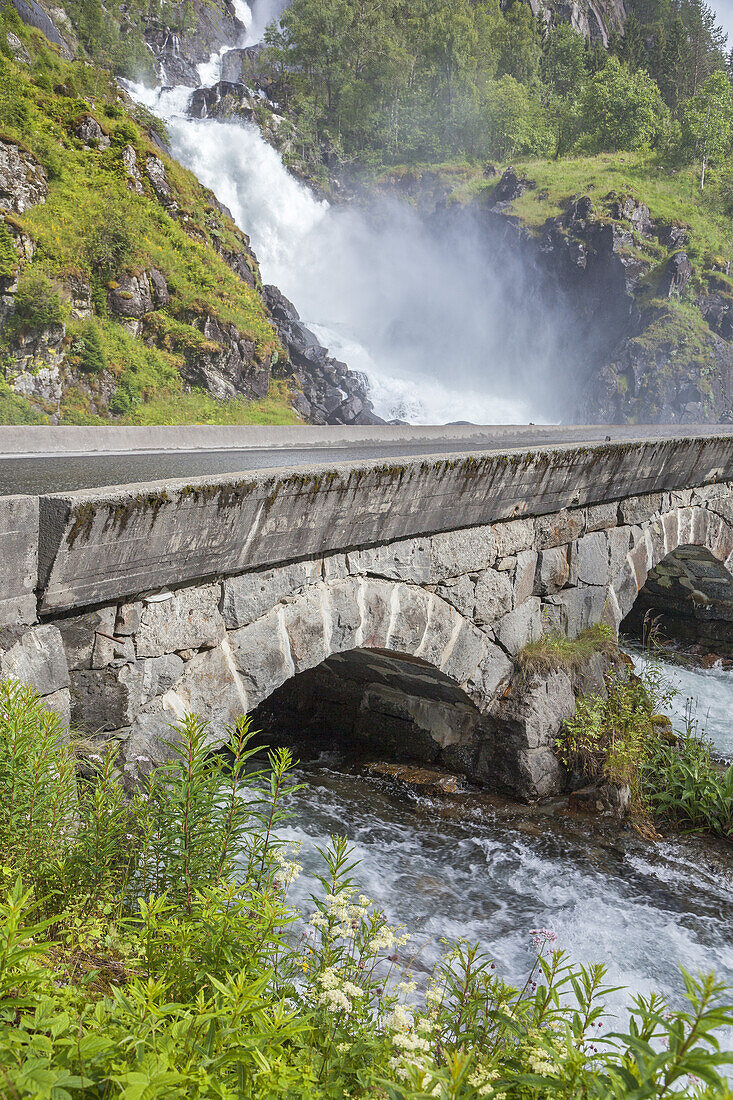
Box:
(108, 386, 131, 415)
(645, 731, 733, 839)
(0, 679, 731, 1097)
(70, 317, 107, 374)
(0, 218, 17, 280)
(85, 203, 136, 276)
(5, 270, 65, 337)
(558, 652, 732, 838)
(109, 119, 138, 148)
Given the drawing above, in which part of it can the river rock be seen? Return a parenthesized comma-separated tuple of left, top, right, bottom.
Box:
(365, 761, 465, 795)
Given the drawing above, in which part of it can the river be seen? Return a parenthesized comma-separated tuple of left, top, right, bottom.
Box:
(278, 649, 733, 1026)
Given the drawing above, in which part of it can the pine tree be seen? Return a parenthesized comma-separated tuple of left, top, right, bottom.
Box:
(75, 319, 107, 374)
(620, 14, 647, 71)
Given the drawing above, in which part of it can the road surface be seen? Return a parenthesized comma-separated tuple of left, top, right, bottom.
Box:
(1, 424, 731, 496)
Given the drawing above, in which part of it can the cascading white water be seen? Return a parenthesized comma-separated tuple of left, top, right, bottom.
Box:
(630, 647, 733, 760)
(132, 0, 571, 424)
(275, 654, 733, 1031)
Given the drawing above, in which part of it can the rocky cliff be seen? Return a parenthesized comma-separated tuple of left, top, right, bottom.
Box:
(0, 4, 380, 426)
(475, 168, 733, 424)
(526, 0, 627, 46)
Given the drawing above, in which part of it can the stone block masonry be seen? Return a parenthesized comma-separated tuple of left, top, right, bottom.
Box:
(2, 435, 733, 799)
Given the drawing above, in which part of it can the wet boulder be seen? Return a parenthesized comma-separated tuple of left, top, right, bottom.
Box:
(262, 284, 385, 425)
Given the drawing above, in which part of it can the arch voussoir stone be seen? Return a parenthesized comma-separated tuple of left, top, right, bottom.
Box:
(385, 584, 431, 655)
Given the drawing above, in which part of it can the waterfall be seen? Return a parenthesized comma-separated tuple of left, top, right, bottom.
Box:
(132, 1, 570, 424)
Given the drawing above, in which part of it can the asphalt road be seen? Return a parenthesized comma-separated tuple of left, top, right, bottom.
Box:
(1, 425, 732, 496)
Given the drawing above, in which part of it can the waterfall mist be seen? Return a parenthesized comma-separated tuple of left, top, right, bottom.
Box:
(163, 114, 581, 423)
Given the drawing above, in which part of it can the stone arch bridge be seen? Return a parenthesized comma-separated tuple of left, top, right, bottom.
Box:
(2, 431, 733, 799)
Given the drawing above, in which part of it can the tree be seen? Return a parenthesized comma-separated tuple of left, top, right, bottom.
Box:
(577, 56, 670, 152)
(491, 1, 542, 84)
(73, 319, 107, 375)
(620, 13, 646, 71)
(482, 74, 551, 158)
(681, 69, 733, 187)
(541, 22, 587, 97)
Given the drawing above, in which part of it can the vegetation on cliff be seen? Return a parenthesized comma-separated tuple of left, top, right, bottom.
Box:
(0, 4, 297, 426)
(263, 0, 728, 172)
(1, 678, 732, 1098)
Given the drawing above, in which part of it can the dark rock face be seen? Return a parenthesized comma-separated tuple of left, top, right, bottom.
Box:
(662, 251, 693, 297)
(480, 171, 733, 424)
(188, 81, 258, 122)
(221, 45, 270, 88)
(9, 0, 73, 56)
(488, 166, 534, 209)
(143, 0, 245, 86)
(264, 285, 384, 425)
(182, 313, 270, 400)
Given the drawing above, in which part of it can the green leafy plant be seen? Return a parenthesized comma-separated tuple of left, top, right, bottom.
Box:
(70, 317, 107, 374)
(0, 679, 732, 1097)
(5, 271, 66, 338)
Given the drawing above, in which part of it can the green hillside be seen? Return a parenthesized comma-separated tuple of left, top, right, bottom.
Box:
(0, 4, 297, 426)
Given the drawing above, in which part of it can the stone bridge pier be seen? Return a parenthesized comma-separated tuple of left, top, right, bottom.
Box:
(1, 434, 733, 800)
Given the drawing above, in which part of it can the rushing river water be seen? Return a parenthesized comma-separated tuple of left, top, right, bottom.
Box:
(274, 649, 733, 1027)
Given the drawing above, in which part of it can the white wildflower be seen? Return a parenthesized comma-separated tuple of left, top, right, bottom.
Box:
(317, 988, 352, 1012)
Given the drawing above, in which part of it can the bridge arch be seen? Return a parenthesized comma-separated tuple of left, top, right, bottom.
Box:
(608, 505, 733, 633)
(227, 576, 513, 719)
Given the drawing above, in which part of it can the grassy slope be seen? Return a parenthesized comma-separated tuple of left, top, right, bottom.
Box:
(0, 11, 298, 426)
(382, 152, 732, 270)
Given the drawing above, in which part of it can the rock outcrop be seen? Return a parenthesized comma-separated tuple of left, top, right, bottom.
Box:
(0, 138, 48, 213)
(143, 0, 246, 86)
(481, 169, 733, 424)
(264, 285, 384, 424)
(526, 0, 627, 47)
